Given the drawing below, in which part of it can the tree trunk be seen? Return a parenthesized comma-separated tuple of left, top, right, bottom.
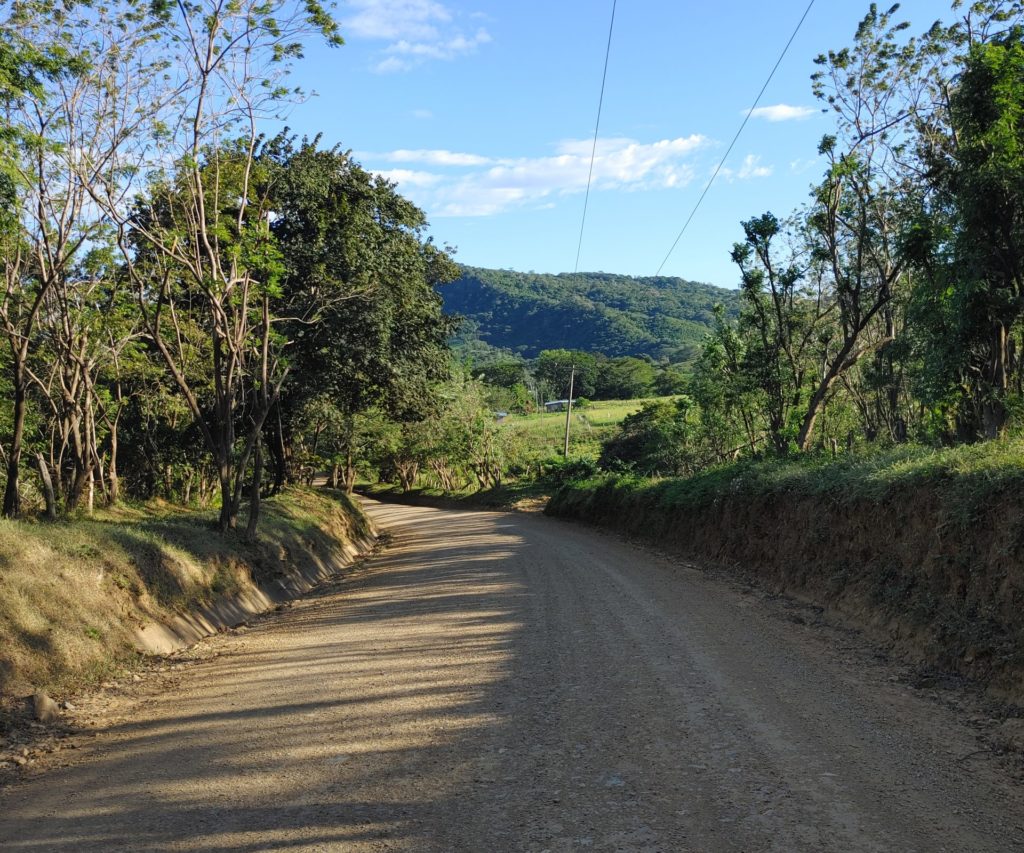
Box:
(65, 460, 93, 513)
(982, 321, 1010, 440)
(36, 453, 56, 521)
(269, 405, 288, 493)
(245, 440, 262, 543)
(397, 461, 418, 492)
(344, 447, 355, 495)
(108, 420, 120, 505)
(218, 457, 237, 532)
(797, 385, 830, 453)
(3, 368, 27, 518)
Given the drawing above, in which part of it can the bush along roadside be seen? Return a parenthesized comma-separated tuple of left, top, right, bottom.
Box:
(0, 488, 375, 721)
(546, 443, 1024, 703)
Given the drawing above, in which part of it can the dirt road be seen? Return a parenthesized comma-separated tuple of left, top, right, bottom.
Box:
(2, 500, 1023, 851)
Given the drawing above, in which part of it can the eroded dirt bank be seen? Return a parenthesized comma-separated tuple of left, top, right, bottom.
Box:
(1, 501, 1022, 851)
(548, 479, 1024, 701)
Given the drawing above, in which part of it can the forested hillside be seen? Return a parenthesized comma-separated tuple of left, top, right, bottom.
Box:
(443, 266, 741, 361)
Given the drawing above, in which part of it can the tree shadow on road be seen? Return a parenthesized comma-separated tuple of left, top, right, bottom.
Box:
(0, 504, 552, 852)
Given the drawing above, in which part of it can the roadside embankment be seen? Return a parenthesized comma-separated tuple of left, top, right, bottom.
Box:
(0, 488, 375, 709)
(546, 444, 1024, 701)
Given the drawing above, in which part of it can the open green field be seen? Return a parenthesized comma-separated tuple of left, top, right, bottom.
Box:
(503, 397, 673, 459)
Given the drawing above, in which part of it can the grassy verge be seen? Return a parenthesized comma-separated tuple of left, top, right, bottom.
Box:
(552, 440, 1024, 517)
(0, 488, 373, 709)
(503, 397, 673, 460)
(547, 442, 1024, 701)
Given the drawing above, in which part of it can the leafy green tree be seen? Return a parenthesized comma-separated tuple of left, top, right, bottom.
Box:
(593, 356, 658, 400)
(654, 363, 689, 395)
(599, 398, 700, 476)
(267, 137, 458, 492)
(97, 0, 342, 535)
(477, 359, 528, 389)
(690, 315, 763, 460)
(0, 0, 162, 516)
(728, 213, 822, 454)
(509, 383, 535, 414)
(912, 27, 1024, 438)
(535, 349, 597, 398)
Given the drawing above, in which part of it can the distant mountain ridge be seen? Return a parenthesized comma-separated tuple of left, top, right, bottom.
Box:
(442, 265, 740, 362)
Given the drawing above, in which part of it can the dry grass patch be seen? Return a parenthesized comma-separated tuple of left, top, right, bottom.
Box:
(0, 488, 371, 708)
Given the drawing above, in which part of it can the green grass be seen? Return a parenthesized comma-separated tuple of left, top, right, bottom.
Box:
(549, 439, 1024, 528)
(503, 396, 676, 460)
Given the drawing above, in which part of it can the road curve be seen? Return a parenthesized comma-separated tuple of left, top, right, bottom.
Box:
(1, 500, 1022, 852)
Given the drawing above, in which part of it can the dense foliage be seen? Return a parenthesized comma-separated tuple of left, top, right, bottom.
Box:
(589, 1, 1024, 478)
(3, 0, 1024, 520)
(0, 0, 459, 533)
(444, 266, 741, 362)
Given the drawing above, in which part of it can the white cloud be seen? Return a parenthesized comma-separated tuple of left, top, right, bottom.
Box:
(358, 148, 495, 166)
(721, 154, 773, 181)
(412, 108, 434, 120)
(748, 104, 818, 122)
(789, 157, 822, 175)
(342, 1, 491, 72)
(374, 56, 412, 73)
(737, 154, 772, 179)
(375, 169, 443, 187)
(344, 0, 451, 40)
(360, 135, 708, 217)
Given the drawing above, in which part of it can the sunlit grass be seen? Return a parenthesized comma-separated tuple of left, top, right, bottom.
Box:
(503, 396, 676, 459)
(550, 438, 1024, 522)
(0, 488, 370, 704)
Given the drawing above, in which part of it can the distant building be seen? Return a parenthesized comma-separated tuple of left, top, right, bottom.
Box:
(544, 399, 575, 413)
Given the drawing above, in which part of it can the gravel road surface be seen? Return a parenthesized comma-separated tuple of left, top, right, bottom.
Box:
(1, 500, 1022, 851)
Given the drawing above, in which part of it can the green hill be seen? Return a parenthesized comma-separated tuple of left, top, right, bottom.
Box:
(441, 266, 740, 362)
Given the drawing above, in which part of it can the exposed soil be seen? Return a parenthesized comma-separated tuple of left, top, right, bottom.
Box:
(547, 482, 1024, 700)
(1, 500, 1022, 851)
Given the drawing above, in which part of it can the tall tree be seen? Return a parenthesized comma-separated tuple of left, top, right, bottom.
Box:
(729, 212, 821, 453)
(0, 0, 170, 515)
(915, 28, 1024, 438)
(104, 0, 342, 532)
(267, 137, 458, 493)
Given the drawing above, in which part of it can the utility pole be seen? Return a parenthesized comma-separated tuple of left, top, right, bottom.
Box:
(563, 364, 575, 458)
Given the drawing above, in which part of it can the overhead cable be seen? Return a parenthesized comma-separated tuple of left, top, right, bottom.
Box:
(574, 0, 618, 274)
(655, 0, 816, 276)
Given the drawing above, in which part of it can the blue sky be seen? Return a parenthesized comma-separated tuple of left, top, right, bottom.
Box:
(284, 0, 950, 289)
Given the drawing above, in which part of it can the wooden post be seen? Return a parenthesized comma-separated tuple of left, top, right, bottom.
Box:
(563, 364, 576, 458)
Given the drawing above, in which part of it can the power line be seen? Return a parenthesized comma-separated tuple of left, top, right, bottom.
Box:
(655, 0, 816, 277)
(574, 0, 618, 275)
